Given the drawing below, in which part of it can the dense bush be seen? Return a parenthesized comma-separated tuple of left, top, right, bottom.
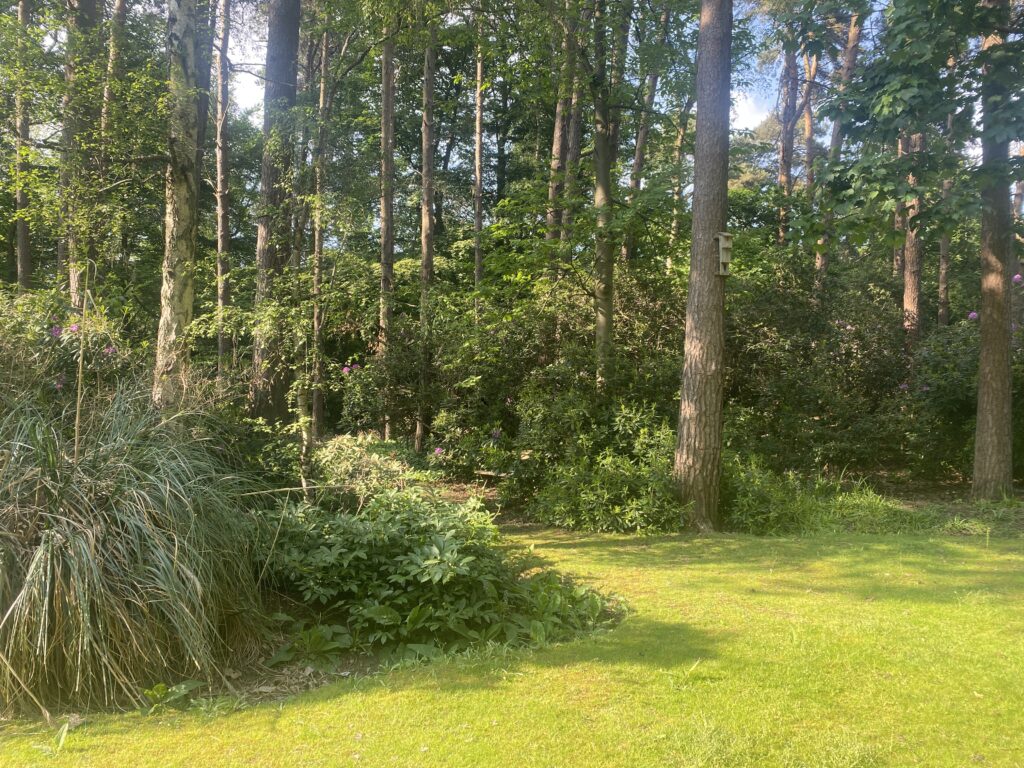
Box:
(261, 489, 612, 657)
(314, 434, 437, 507)
(0, 386, 263, 710)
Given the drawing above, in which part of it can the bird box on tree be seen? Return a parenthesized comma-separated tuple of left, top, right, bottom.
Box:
(716, 232, 733, 276)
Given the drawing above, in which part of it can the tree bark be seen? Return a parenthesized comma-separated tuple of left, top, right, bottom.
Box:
(215, 0, 231, 376)
(378, 28, 395, 438)
(473, 18, 485, 296)
(64, 0, 101, 309)
(973, 0, 1014, 499)
(668, 97, 693, 255)
(560, 69, 584, 242)
(777, 44, 798, 242)
(801, 51, 818, 189)
(250, 0, 300, 419)
(153, 0, 199, 408)
(674, 0, 732, 530)
(621, 4, 670, 263)
(546, 1, 577, 244)
(100, 0, 128, 148)
(415, 22, 437, 452)
(938, 178, 952, 326)
(902, 132, 925, 344)
(15, 0, 31, 290)
(592, 0, 615, 390)
(893, 135, 908, 279)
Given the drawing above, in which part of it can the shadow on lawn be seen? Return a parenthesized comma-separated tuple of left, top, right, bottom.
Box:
(521, 530, 1024, 606)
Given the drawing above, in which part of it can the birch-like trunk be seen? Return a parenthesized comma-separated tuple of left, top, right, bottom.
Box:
(153, 0, 199, 408)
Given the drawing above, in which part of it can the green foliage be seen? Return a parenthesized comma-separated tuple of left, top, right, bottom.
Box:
(314, 434, 437, 506)
(260, 490, 613, 657)
(138, 681, 205, 716)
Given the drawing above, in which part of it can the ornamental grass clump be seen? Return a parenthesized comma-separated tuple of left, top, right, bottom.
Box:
(0, 386, 263, 712)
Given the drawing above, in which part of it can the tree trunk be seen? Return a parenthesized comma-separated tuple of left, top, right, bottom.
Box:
(153, 0, 199, 408)
(546, 2, 576, 244)
(64, 0, 101, 309)
(674, 0, 732, 531)
(815, 11, 862, 292)
(378, 28, 395, 439)
(215, 0, 231, 376)
(892, 135, 908, 279)
(777, 44, 797, 243)
(592, 0, 615, 390)
(607, 0, 633, 162)
(902, 132, 925, 344)
(250, 0, 300, 420)
(560, 70, 584, 242)
(15, 0, 31, 290)
(973, 0, 1014, 499)
(473, 19, 485, 296)
(100, 0, 128, 148)
(801, 51, 818, 189)
(415, 23, 437, 452)
(938, 178, 952, 326)
(668, 97, 694, 255)
(495, 81, 509, 203)
(621, 4, 670, 263)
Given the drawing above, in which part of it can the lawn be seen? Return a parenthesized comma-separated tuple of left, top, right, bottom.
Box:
(2, 529, 1023, 767)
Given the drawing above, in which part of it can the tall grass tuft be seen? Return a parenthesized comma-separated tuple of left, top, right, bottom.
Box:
(0, 384, 263, 712)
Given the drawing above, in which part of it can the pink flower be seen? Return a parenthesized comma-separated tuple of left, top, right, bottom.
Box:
(1014, 273, 1023, 286)
(434, 447, 444, 456)
(103, 345, 116, 356)
(50, 326, 62, 338)
(968, 311, 979, 321)
(68, 323, 80, 333)
(342, 366, 351, 374)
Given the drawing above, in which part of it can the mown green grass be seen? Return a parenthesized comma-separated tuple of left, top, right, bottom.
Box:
(3, 530, 1023, 767)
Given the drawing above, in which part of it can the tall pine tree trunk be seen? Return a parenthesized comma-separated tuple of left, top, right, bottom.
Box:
(777, 44, 797, 243)
(973, 0, 1014, 498)
(592, 0, 615, 390)
(378, 28, 395, 439)
(902, 132, 925, 344)
(215, 0, 231, 375)
(621, 4, 670, 263)
(674, 0, 732, 530)
(415, 23, 437, 452)
(15, 0, 31, 290)
(153, 0, 199, 407)
(250, 0, 300, 419)
(546, 2, 576, 244)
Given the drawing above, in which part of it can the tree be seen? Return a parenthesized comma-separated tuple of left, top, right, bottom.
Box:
(15, 0, 31, 290)
(378, 21, 396, 439)
(592, 0, 615, 390)
(674, 0, 732, 530)
(251, 0, 301, 419)
(215, 0, 231, 376)
(973, 0, 1014, 499)
(415, 19, 437, 452)
(153, 0, 200, 407)
(902, 132, 925, 344)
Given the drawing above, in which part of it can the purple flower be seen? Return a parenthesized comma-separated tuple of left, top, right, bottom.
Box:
(352, 364, 361, 370)
(68, 323, 80, 333)
(968, 311, 979, 321)
(434, 447, 444, 456)
(920, 384, 931, 392)
(899, 383, 909, 392)
(54, 381, 63, 391)
(103, 345, 116, 356)
(1014, 273, 1023, 286)
(50, 326, 62, 338)
(491, 428, 502, 440)
(342, 366, 351, 374)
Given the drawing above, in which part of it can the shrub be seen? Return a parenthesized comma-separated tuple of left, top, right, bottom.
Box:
(260, 490, 612, 657)
(0, 385, 263, 711)
(314, 434, 437, 507)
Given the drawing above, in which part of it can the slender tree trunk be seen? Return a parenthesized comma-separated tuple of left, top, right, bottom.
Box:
(801, 51, 818, 189)
(546, 2, 576, 244)
(15, 0, 31, 290)
(378, 28, 395, 439)
(674, 0, 732, 530)
(215, 0, 231, 376)
(814, 11, 862, 292)
(777, 44, 797, 243)
(100, 0, 128, 147)
(622, 4, 670, 263)
(560, 70, 584, 242)
(668, 97, 694, 255)
(153, 0, 199, 408)
(893, 135, 908, 279)
(973, 0, 1014, 498)
(495, 81, 509, 203)
(250, 0, 300, 419)
(415, 23, 437, 452)
(65, 0, 101, 309)
(473, 19, 485, 297)
(938, 179, 952, 326)
(607, 0, 633, 162)
(592, 0, 615, 390)
(903, 132, 925, 344)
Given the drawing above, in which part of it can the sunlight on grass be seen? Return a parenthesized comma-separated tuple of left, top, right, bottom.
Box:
(2, 531, 1023, 767)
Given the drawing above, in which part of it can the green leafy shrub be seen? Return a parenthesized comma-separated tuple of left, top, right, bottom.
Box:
(314, 434, 437, 506)
(261, 490, 612, 657)
(0, 385, 263, 711)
